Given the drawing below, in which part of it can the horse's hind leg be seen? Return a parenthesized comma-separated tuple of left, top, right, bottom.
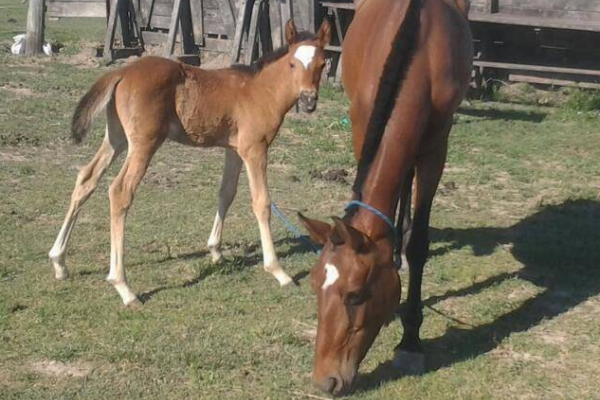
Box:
(107, 141, 161, 307)
(49, 119, 126, 279)
(207, 149, 243, 263)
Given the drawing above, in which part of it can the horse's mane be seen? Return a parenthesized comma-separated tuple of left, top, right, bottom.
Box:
(350, 0, 423, 197)
(230, 31, 316, 75)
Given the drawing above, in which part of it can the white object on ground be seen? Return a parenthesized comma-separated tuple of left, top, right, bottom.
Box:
(11, 33, 53, 56)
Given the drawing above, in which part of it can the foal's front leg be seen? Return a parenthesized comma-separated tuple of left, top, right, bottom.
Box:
(240, 145, 292, 286)
(207, 149, 243, 262)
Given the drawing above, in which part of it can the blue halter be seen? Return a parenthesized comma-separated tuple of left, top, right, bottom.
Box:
(344, 200, 396, 235)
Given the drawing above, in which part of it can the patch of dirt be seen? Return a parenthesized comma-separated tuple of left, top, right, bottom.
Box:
(0, 84, 40, 98)
(57, 42, 102, 69)
(309, 168, 349, 184)
(31, 360, 94, 378)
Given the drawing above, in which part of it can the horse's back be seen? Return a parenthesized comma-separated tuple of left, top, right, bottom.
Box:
(342, 0, 471, 115)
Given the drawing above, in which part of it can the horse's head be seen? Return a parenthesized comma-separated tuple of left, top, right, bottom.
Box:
(299, 214, 401, 395)
(284, 19, 331, 113)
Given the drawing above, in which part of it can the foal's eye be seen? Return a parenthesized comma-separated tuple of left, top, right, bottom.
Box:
(289, 62, 295, 69)
(346, 291, 366, 306)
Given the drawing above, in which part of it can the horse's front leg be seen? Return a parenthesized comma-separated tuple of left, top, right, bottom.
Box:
(207, 149, 243, 262)
(239, 144, 293, 286)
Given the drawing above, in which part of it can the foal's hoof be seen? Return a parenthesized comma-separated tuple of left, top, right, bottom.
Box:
(392, 350, 425, 376)
(276, 273, 294, 287)
(54, 269, 70, 281)
(122, 298, 143, 310)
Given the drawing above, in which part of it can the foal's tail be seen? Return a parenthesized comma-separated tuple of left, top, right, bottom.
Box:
(71, 71, 123, 144)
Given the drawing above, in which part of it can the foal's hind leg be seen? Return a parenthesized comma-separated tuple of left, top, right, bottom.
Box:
(207, 149, 243, 263)
(49, 123, 126, 279)
(107, 142, 161, 307)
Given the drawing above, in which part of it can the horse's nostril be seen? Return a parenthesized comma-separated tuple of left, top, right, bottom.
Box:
(326, 377, 338, 394)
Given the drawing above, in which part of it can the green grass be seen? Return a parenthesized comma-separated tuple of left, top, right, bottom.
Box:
(2, 3, 600, 399)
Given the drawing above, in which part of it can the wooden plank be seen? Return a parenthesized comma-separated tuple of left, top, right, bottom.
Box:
(165, 0, 182, 55)
(501, 0, 600, 14)
(214, 0, 235, 36)
(47, 2, 106, 17)
(320, 2, 355, 10)
(496, 7, 600, 23)
(269, 0, 283, 48)
(244, 0, 261, 64)
(473, 60, 600, 77)
(204, 37, 233, 52)
(26, 0, 45, 55)
(179, 0, 197, 54)
(104, 0, 120, 60)
(46, 0, 106, 3)
(230, 0, 248, 62)
(468, 12, 600, 32)
(148, 15, 172, 28)
(142, 30, 167, 44)
(509, 73, 600, 90)
(190, 0, 204, 45)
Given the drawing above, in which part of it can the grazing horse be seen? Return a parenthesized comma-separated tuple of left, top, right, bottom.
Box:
(299, 0, 472, 395)
(48, 20, 331, 308)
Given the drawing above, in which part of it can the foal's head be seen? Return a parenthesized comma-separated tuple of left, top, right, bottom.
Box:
(283, 19, 331, 113)
(299, 215, 401, 396)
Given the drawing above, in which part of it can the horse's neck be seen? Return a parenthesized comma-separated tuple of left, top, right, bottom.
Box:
(351, 137, 409, 242)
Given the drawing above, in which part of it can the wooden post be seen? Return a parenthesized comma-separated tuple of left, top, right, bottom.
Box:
(26, 0, 45, 56)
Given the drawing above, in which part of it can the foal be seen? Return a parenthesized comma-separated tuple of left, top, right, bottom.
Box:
(48, 20, 331, 307)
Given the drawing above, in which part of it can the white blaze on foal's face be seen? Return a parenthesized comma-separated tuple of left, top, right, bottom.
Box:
(294, 45, 317, 69)
(322, 263, 340, 290)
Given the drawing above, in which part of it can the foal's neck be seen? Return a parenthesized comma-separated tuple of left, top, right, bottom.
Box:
(250, 59, 299, 117)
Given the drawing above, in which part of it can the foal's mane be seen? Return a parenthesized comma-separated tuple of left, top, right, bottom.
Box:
(230, 31, 316, 75)
(351, 0, 423, 197)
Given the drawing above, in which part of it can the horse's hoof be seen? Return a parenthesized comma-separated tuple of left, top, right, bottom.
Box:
(122, 298, 143, 310)
(392, 350, 425, 376)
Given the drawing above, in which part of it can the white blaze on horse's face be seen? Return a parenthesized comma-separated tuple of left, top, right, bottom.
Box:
(294, 45, 317, 69)
(322, 262, 340, 290)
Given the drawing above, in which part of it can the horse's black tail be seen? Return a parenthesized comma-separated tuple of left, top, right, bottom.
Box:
(351, 0, 422, 196)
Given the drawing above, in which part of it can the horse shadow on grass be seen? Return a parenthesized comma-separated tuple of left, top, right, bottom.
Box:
(138, 236, 316, 303)
(357, 199, 600, 391)
(457, 105, 548, 123)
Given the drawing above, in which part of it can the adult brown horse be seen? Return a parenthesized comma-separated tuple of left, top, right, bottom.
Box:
(299, 0, 472, 395)
(48, 20, 331, 307)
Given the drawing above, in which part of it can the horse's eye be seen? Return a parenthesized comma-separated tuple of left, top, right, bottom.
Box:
(289, 62, 295, 69)
(346, 291, 366, 306)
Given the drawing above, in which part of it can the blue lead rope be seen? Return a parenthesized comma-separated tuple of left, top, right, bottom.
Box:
(271, 202, 321, 254)
(344, 200, 396, 235)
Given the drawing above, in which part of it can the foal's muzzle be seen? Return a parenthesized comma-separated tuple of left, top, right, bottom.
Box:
(299, 90, 318, 113)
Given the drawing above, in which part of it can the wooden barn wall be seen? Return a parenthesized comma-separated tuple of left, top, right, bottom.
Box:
(470, 0, 600, 21)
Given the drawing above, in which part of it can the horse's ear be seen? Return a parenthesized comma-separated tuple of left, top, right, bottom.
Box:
(331, 217, 373, 252)
(285, 19, 298, 45)
(316, 19, 331, 47)
(298, 213, 331, 245)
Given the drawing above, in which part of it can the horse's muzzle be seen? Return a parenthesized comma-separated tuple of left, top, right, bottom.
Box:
(299, 91, 318, 113)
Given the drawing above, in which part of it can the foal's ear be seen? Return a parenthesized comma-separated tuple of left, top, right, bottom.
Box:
(316, 19, 332, 47)
(285, 19, 298, 45)
(330, 217, 373, 252)
(298, 213, 331, 245)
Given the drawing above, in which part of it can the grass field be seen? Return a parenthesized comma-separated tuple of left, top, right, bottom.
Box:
(2, 2, 600, 399)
